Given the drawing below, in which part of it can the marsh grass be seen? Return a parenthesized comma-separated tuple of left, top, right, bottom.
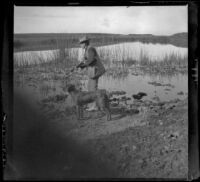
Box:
(14, 44, 187, 77)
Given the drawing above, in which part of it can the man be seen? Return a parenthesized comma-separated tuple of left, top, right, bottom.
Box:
(78, 36, 106, 111)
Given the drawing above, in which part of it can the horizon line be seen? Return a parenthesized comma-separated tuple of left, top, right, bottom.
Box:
(14, 32, 188, 36)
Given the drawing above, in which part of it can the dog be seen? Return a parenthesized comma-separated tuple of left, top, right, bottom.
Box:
(67, 84, 111, 121)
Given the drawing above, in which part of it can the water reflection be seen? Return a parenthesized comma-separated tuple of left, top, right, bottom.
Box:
(98, 61, 188, 102)
(14, 41, 188, 66)
(99, 71, 187, 102)
(97, 42, 187, 62)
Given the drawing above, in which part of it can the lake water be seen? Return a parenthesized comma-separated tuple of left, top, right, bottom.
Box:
(14, 42, 188, 65)
(96, 42, 187, 62)
(99, 71, 188, 102)
(16, 70, 187, 106)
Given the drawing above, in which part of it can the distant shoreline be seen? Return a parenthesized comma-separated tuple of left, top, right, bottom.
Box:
(14, 32, 188, 52)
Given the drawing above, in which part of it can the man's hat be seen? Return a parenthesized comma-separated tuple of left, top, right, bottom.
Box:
(79, 36, 90, 44)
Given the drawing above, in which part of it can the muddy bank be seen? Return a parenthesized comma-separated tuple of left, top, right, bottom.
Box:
(49, 97, 188, 179)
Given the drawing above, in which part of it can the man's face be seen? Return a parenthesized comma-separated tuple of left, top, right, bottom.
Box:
(80, 42, 86, 49)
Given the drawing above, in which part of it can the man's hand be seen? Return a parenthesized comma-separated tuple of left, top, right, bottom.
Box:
(76, 62, 87, 69)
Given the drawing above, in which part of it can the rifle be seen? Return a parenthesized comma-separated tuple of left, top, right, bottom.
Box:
(70, 58, 97, 72)
(76, 62, 87, 69)
(69, 62, 87, 73)
(65, 62, 87, 78)
(66, 59, 97, 77)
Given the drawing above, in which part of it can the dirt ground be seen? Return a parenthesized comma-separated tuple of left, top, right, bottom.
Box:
(13, 67, 188, 179)
(45, 97, 188, 179)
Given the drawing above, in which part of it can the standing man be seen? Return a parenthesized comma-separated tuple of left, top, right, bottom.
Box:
(78, 36, 106, 111)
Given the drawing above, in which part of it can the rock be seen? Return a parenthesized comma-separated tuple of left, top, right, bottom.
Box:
(141, 159, 147, 169)
(144, 100, 153, 106)
(132, 145, 137, 151)
(163, 83, 175, 88)
(137, 92, 147, 97)
(157, 102, 165, 107)
(168, 104, 176, 110)
(120, 144, 129, 153)
(132, 73, 139, 76)
(125, 109, 139, 114)
(132, 92, 147, 100)
(163, 145, 170, 153)
(120, 91, 126, 95)
(110, 90, 126, 96)
(132, 94, 142, 100)
(150, 106, 154, 109)
(126, 97, 131, 101)
(158, 120, 163, 125)
(152, 96, 160, 102)
(121, 162, 127, 170)
(120, 96, 127, 101)
(173, 98, 181, 103)
(110, 97, 119, 102)
(168, 131, 179, 140)
(177, 91, 184, 95)
(111, 103, 119, 107)
(138, 159, 143, 164)
(148, 81, 162, 86)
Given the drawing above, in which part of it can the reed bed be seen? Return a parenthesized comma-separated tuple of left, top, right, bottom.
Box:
(14, 44, 188, 70)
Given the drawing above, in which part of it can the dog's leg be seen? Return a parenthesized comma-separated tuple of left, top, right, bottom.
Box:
(96, 101, 101, 111)
(76, 106, 80, 120)
(105, 95, 111, 121)
(100, 105, 111, 121)
(98, 95, 112, 121)
(105, 107, 111, 121)
(80, 106, 84, 119)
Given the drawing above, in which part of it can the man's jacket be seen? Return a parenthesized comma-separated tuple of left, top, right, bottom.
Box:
(83, 46, 106, 79)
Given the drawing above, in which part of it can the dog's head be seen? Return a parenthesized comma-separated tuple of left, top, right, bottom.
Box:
(67, 84, 76, 93)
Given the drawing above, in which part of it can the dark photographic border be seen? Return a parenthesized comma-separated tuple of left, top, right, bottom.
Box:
(2, 0, 199, 181)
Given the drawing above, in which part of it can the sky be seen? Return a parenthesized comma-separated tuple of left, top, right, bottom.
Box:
(14, 6, 188, 35)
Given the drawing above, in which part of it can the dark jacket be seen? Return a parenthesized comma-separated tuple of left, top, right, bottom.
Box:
(83, 46, 106, 79)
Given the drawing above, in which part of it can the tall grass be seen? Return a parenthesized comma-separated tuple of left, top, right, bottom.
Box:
(14, 36, 188, 73)
(138, 50, 188, 68)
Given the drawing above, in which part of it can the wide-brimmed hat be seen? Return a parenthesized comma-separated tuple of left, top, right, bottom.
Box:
(79, 36, 90, 44)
